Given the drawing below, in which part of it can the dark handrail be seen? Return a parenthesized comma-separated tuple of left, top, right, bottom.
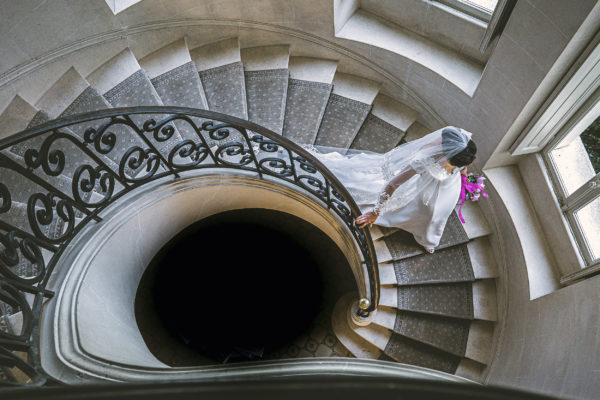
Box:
(0, 107, 379, 385)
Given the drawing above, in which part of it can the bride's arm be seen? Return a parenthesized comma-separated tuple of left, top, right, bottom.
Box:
(356, 168, 417, 228)
(373, 168, 417, 214)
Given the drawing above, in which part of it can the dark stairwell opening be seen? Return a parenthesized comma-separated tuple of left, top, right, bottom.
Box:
(135, 209, 356, 366)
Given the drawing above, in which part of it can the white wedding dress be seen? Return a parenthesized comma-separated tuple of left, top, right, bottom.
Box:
(306, 135, 464, 249)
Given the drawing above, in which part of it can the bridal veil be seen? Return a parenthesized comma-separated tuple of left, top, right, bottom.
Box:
(306, 126, 473, 248)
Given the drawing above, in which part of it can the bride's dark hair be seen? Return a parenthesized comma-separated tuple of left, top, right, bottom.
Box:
(442, 127, 477, 167)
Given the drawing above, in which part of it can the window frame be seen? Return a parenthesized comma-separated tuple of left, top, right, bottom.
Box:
(436, 0, 495, 22)
(542, 102, 600, 276)
(508, 29, 600, 284)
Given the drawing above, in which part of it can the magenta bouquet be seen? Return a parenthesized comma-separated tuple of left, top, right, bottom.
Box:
(457, 173, 488, 223)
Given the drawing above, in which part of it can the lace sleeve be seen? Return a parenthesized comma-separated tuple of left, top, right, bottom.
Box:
(372, 192, 390, 215)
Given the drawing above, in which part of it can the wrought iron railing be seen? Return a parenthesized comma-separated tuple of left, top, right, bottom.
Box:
(0, 107, 379, 385)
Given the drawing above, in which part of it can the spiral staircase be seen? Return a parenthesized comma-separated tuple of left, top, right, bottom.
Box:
(0, 36, 498, 384)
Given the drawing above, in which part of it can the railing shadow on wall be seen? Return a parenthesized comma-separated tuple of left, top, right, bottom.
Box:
(0, 107, 379, 386)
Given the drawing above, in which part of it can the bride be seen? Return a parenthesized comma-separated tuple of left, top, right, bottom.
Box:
(307, 126, 477, 253)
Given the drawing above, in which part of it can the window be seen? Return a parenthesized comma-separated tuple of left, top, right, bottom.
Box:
(437, 0, 499, 22)
(544, 114, 600, 270)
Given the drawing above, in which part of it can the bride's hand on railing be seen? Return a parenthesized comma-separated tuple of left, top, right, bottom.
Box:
(356, 211, 378, 229)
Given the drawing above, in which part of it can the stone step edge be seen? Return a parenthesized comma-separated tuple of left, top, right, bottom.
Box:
(378, 281, 497, 321)
(368, 306, 494, 362)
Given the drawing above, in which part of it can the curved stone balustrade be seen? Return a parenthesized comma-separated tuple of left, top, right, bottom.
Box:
(0, 107, 378, 385)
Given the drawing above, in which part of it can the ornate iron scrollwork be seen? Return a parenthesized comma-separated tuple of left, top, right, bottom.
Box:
(27, 193, 75, 244)
(72, 165, 115, 207)
(0, 106, 379, 386)
(0, 184, 11, 214)
(83, 124, 117, 154)
(0, 231, 46, 285)
(119, 146, 163, 183)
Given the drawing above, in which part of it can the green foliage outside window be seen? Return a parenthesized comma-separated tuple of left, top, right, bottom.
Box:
(580, 117, 600, 173)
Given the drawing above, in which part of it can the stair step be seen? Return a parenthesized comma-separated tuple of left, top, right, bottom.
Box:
(314, 73, 379, 149)
(0, 201, 66, 242)
(139, 38, 212, 148)
(282, 78, 332, 144)
(397, 282, 474, 319)
(138, 38, 193, 81)
(384, 279, 495, 321)
(373, 237, 393, 263)
(472, 279, 497, 321)
(288, 56, 338, 84)
(455, 358, 485, 381)
(379, 286, 398, 308)
(381, 211, 469, 261)
(198, 62, 248, 120)
(0, 95, 38, 140)
(354, 322, 393, 350)
(350, 95, 417, 153)
(89, 49, 185, 159)
(190, 37, 241, 72)
(314, 93, 372, 148)
(465, 320, 494, 364)
(0, 155, 72, 203)
(59, 85, 145, 175)
(6, 109, 106, 183)
(244, 69, 289, 134)
(87, 48, 141, 95)
(370, 225, 398, 241)
(384, 333, 461, 374)
(149, 62, 211, 145)
(102, 68, 164, 107)
(369, 226, 385, 240)
(1, 151, 103, 220)
(403, 121, 430, 142)
(350, 113, 405, 154)
(0, 311, 23, 337)
(282, 57, 337, 144)
(372, 306, 398, 328)
(373, 307, 472, 357)
(191, 38, 247, 120)
(372, 95, 419, 132)
(40, 67, 142, 177)
(330, 72, 380, 105)
(150, 61, 208, 111)
(467, 237, 498, 279)
(458, 200, 492, 239)
(378, 263, 397, 285)
(141, 37, 209, 113)
(392, 311, 470, 357)
(241, 45, 290, 71)
(35, 67, 90, 119)
(1, 117, 104, 215)
(392, 244, 474, 285)
(241, 45, 291, 134)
